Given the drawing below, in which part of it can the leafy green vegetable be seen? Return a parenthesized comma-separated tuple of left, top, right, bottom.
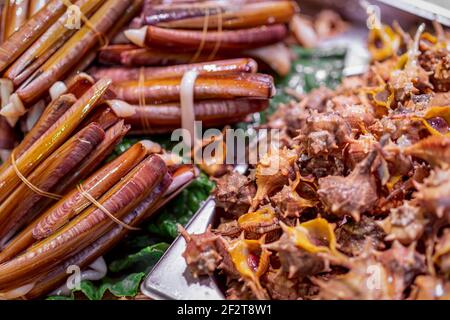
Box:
(109, 243, 169, 273)
(285, 46, 346, 90)
(79, 273, 146, 300)
(46, 294, 74, 300)
(146, 172, 215, 238)
(265, 46, 346, 120)
(47, 273, 146, 300)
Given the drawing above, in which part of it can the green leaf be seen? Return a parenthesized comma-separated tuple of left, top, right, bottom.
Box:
(267, 46, 347, 118)
(46, 294, 74, 300)
(107, 272, 146, 297)
(79, 280, 105, 300)
(72, 272, 146, 300)
(119, 234, 158, 252)
(146, 172, 215, 238)
(109, 243, 169, 273)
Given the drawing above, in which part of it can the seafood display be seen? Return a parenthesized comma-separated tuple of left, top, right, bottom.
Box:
(0, 0, 300, 300)
(0, 75, 196, 298)
(0, 0, 448, 302)
(181, 23, 450, 300)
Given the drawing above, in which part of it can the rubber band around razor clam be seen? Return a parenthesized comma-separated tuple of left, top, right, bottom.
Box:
(10, 149, 62, 200)
(190, 6, 209, 63)
(60, 0, 109, 47)
(207, 6, 222, 61)
(76, 183, 140, 231)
